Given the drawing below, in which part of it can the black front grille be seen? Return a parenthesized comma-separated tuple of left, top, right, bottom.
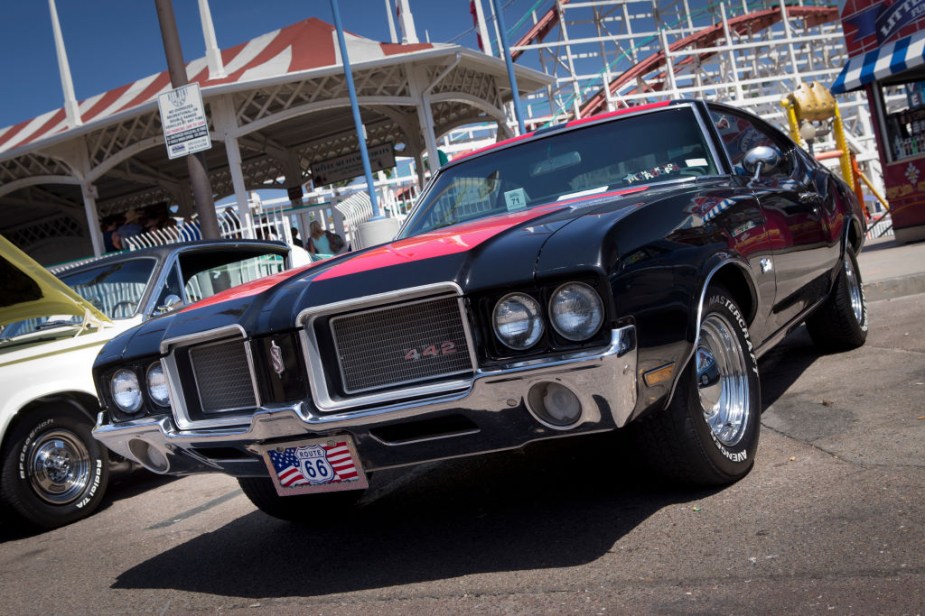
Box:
(189, 339, 257, 413)
(330, 295, 474, 394)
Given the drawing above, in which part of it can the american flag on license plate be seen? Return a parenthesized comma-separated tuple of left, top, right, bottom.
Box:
(267, 441, 359, 488)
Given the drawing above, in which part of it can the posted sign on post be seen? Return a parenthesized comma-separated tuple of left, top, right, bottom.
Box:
(157, 83, 212, 160)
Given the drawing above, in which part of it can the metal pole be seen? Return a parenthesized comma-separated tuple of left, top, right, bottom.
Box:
(154, 0, 221, 239)
(385, 0, 398, 43)
(197, 0, 226, 79)
(330, 0, 381, 218)
(473, 0, 493, 56)
(490, 0, 526, 134)
(48, 0, 81, 127)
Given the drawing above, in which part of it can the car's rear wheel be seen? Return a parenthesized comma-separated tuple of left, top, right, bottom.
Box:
(0, 406, 109, 529)
(237, 476, 364, 522)
(806, 248, 868, 352)
(631, 287, 761, 485)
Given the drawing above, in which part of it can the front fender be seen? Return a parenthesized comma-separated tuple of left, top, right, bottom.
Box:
(656, 253, 758, 417)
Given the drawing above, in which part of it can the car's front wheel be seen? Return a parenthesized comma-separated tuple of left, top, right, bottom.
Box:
(237, 476, 364, 522)
(632, 287, 761, 485)
(0, 406, 110, 529)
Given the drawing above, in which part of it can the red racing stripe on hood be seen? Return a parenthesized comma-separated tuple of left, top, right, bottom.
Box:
(315, 186, 648, 281)
(313, 203, 562, 281)
(179, 261, 321, 312)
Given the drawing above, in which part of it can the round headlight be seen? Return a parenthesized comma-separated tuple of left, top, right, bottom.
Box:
(549, 282, 604, 341)
(493, 293, 544, 350)
(146, 362, 170, 407)
(111, 369, 143, 413)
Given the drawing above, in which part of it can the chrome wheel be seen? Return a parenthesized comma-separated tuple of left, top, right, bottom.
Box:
(844, 255, 863, 324)
(26, 429, 92, 506)
(696, 313, 750, 447)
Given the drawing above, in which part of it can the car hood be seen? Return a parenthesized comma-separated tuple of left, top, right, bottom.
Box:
(99, 181, 705, 363)
(0, 235, 110, 328)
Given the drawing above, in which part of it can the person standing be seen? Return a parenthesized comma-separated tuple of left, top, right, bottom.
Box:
(306, 220, 332, 257)
(112, 210, 145, 250)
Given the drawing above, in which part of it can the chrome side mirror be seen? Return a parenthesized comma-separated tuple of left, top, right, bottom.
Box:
(742, 146, 782, 181)
(155, 294, 182, 315)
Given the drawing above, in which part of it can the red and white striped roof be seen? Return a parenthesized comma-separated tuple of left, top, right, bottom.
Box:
(0, 18, 437, 156)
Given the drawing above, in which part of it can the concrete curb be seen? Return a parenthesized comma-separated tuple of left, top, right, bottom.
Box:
(857, 236, 925, 302)
(864, 273, 925, 302)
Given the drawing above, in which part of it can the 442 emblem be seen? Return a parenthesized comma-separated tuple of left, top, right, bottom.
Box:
(403, 341, 456, 361)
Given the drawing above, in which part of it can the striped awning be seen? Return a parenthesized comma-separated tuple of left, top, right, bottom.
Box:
(831, 33, 925, 94)
(0, 18, 436, 156)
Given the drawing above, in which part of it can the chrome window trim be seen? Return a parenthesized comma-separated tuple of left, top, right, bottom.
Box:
(692, 103, 727, 176)
(161, 324, 261, 430)
(297, 282, 478, 413)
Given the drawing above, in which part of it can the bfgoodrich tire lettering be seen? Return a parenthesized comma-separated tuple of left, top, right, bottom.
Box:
(631, 287, 761, 486)
(806, 248, 868, 352)
(1, 406, 109, 530)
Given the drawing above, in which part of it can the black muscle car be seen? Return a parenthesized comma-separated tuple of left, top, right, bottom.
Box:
(92, 100, 868, 520)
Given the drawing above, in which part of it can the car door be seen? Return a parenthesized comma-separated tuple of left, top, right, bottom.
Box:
(709, 106, 831, 333)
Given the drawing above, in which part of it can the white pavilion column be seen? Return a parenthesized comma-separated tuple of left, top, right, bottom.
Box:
(212, 96, 254, 238)
(80, 182, 103, 256)
(409, 67, 441, 176)
(72, 137, 102, 256)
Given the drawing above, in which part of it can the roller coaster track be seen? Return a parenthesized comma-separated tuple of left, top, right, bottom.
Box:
(578, 5, 838, 118)
(511, 0, 569, 61)
(508, 2, 838, 120)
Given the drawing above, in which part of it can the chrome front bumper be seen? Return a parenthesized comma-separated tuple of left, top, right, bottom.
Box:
(93, 326, 637, 476)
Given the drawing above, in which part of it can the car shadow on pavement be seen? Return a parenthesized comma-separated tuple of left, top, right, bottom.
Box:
(758, 325, 821, 411)
(113, 434, 718, 598)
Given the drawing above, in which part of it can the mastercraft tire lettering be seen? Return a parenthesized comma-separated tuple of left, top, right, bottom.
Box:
(631, 286, 761, 485)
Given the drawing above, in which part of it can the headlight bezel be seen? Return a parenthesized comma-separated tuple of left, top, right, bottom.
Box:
(492, 292, 545, 351)
(481, 278, 611, 361)
(110, 368, 144, 414)
(548, 281, 605, 342)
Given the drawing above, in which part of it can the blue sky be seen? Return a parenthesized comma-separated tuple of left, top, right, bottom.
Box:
(0, 0, 533, 129)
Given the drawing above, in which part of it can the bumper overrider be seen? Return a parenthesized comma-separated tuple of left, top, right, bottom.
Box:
(93, 326, 637, 478)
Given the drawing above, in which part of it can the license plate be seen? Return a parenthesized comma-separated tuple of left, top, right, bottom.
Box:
(258, 435, 368, 497)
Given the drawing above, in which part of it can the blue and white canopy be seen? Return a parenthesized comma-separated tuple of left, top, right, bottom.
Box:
(831, 33, 925, 94)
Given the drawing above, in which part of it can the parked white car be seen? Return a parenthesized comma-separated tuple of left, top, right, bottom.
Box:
(0, 236, 291, 529)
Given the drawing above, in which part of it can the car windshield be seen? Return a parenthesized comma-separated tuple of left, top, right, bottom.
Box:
(58, 257, 156, 320)
(0, 257, 156, 341)
(400, 106, 717, 237)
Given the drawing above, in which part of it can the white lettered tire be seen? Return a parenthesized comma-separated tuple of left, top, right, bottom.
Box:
(1, 406, 109, 529)
(631, 287, 761, 485)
